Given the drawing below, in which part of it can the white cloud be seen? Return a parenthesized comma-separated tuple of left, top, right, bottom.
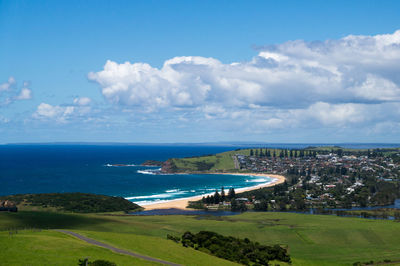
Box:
(85, 30, 400, 134)
(16, 88, 32, 100)
(0, 77, 16, 91)
(1, 77, 33, 105)
(33, 97, 92, 123)
(90, 30, 400, 113)
(293, 102, 366, 126)
(34, 103, 72, 121)
(73, 97, 91, 106)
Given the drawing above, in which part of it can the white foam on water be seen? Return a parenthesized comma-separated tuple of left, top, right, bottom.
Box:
(137, 170, 156, 175)
(137, 168, 162, 175)
(245, 178, 269, 183)
(105, 163, 138, 167)
(165, 189, 179, 193)
(125, 190, 187, 200)
(125, 173, 277, 206)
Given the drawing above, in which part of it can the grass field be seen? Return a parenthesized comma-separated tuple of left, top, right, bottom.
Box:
(170, 148, 259, 172)
(0, 230, 158, 265)
(170, 150, 237, 172)
(2, 211, 400, 265)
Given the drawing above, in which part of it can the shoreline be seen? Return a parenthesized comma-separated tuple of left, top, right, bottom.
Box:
(142, 173, 286, 210)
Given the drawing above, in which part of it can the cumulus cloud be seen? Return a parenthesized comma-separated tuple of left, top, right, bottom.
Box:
(1, 77, 32, 105)
(73, 97, 91, 106)
(87, 30, 400, 132)
(16, 88, 32, 100)
(33, 97, 92, 123)
(0, 77, 16, 91)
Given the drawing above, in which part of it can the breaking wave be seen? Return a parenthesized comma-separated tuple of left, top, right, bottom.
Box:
(245, 178, 270, 183)
(137, 168, 161, 175)
(104, 163, 138, 167)
(125, 190, 188, 201)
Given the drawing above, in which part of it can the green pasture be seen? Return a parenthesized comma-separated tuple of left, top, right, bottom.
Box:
(171, 151, 237, 172)
(0, 230, 157, 265)
(2, 211, 400, 265)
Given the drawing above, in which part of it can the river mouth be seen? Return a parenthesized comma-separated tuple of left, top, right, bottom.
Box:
(129, 208, 241, 216)
(129, 199, 400, 220)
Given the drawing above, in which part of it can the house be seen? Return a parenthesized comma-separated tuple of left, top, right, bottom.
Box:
(0, 200, 18, 212)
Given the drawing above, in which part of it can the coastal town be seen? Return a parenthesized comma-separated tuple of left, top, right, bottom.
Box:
(190, 148, 400, 211)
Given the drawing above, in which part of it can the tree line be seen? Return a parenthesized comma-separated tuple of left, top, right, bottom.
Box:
(249, 148, 317, 158)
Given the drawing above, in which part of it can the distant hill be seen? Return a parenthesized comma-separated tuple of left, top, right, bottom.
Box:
(161, 149, 254, 173)
(0, 193, 141, 213)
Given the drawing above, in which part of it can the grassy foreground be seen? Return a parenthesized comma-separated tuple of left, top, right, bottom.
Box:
(2, 211, 400, 265)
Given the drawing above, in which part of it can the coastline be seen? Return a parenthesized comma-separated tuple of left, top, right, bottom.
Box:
(143, 173, 285, 210)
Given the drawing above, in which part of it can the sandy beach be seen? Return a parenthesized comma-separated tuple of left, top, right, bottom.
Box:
(143, 173, 286, 210)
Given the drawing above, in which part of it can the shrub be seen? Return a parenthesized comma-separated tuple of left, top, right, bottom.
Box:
(177, 231, 291, 265)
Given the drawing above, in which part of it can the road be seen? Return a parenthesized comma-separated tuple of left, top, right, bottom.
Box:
(55, 230, 181, 266)
(232, 155, 239, 169)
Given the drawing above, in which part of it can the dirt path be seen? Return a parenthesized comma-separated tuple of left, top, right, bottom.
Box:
(232, 155, 239, 169)
(55, 230, 181, 266)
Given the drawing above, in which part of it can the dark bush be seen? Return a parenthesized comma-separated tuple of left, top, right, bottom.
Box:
(178, 231, 291, 265)
(1, 193, 141, 213)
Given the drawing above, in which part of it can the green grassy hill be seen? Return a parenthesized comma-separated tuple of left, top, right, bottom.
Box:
(166, 149, 252, 173)
(2, 210, 400, 265)
(0, 230, 158, 265)
(0, 192, 141, 213)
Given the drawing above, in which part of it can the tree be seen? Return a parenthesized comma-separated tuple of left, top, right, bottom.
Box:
(79, 259, 116, 266)
(89, 260, 116, 266)
(337, 149, 343, 157)
(254, 200, 269, 211)
(228, 188, 236, 199)
(230, 198, 238, 211)
(255, 149, 259, 157)
(221, 187, 226, 202)
(214, 190, 221, 204)
(250, 149, 254, 156)
(282, 180, 288, 190)
(78, 258, 89, 266)
(205, 195, 212, 204)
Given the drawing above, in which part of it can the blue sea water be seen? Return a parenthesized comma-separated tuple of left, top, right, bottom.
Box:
(0, 145, 272, 205)
(1, 144, 399, 206)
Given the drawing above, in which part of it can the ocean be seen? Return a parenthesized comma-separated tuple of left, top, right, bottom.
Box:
(1, 144, 398, 205)
(0, 144, 269, 205)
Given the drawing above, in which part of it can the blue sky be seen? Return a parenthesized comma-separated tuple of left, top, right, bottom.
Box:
(1, 0, 400, 143)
